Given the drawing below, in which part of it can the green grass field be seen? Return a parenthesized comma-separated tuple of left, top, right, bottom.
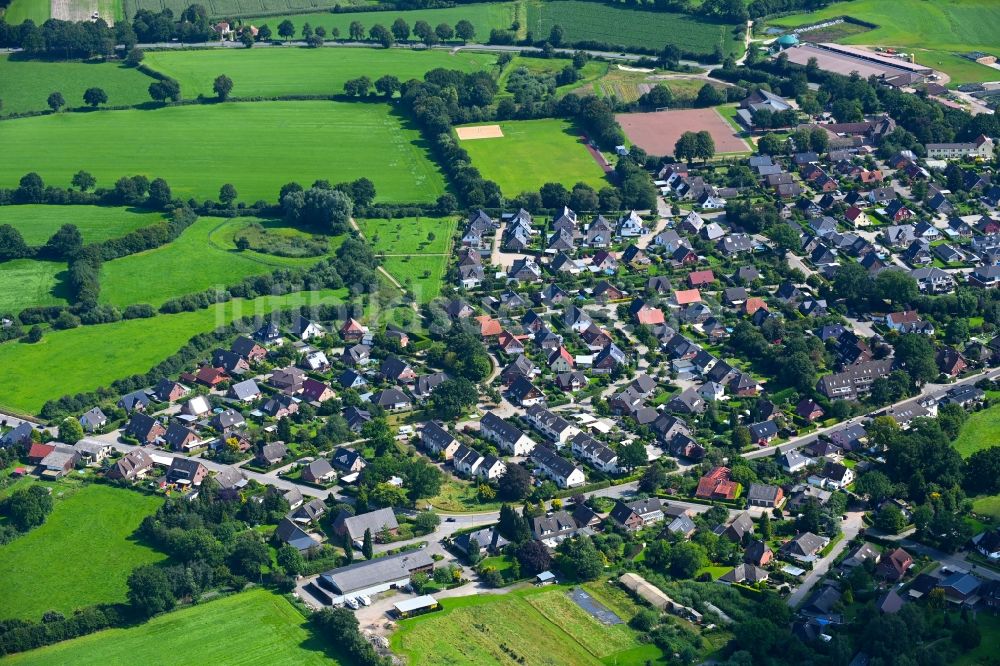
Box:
(0, 56, 154, 116)
(383, 255, 449, 302)
(143, 47, 496, 100)
(0, 289, 346, 414)
(770, 0, 1000, 84)
(358, 215, 457, 255)
(972, 495, 1000, 522)
(99, 216, 337, 307)
(954, 613, 1000, 666)
(0, 101, 447, 204)
(0, 204, 164, 245)
(391, 586, 660, 666)
(1, 0, 49, 25)
(0, 259, 68, 312)
(0, 482, 164, 621)
(952, 403, 1000, 457)
(498, 56, 609, 98)
(5, 588, 343, 665)
(242, 3, 517, 39)
(526, 0, 743, 57)
(457, 118, 609, 195)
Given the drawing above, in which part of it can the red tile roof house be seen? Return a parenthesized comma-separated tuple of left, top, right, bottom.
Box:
(876, 547, 913, 581)
(672, 289, 702, 306)
(633, 305, 665, 326)
(194, 365, 228, 387)
(796, 398, 825, 422)
(742, 297, 767, 316)
(695, 466, 740, 500)
(27, 442, 56, 464)
(687, 270, 715, 288)
(340, 318, 368, 342)
(475, 315, 503, 338)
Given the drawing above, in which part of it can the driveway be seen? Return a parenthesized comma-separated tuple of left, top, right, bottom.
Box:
(786, 510, 864, 608)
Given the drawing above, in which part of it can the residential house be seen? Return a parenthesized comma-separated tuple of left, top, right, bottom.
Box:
(420, 421, 460, 460)
(107, 448, 155, 481)
(371, 388, 412, 412)
(124, 413, 165, 444)
(163, 422, 202, 452)
(333, 507, 400, 542)
(165, 458, 208, 487)
(532, 446, 586, 488)
(302, 459, 336, 484)
(480, 412, 536, 456)
(228, 378, 262, 403)
(747, 483, 784, 508)
(609, 498, 665, 531)
(782, 532, 829, 562)
(876, 547, 913, 581)
(331, 447, 366, 475)
(695, 466, 740, 500)
(78, 407, 107, 433)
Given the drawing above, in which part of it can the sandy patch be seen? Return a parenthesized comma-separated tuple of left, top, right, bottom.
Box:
(456, 125, 504, 140)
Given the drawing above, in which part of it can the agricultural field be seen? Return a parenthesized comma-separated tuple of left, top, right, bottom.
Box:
(391, 585, 662, 666)
(5, 588, 343, 665)
(143, 48, 496, 100)
(525, 0, 743, 57)
(0, 204, 164, 245)
(0, 101, 448, 203)
(98, 216, 338, 307)
(241, 2, 517, 38)
(120, 0, 372, 21)
(952, 403, 1000, 457)
(0, 259, 68, 312)
(357, 215, 457, 255)
(1, 0, 50, 25)
(0, 56, 154, 116)
(769, 0, 1000, 84)
(457, 118, 609, 195)
(0, 289, 346, 414)
(0, 482, 164, 621)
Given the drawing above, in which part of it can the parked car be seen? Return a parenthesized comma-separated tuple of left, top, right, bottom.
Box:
(345, 597, 360, 610)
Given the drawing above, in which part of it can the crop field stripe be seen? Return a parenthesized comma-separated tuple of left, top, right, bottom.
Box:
(0, 101, 446, 204)
(525, 0, 743, 57)
(141, 47, 495, 100)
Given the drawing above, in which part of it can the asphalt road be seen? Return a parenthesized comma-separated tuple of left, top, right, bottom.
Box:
(785, 510, 865, 608)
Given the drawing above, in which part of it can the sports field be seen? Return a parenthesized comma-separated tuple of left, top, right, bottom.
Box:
(242, 3, 517, 38)
(5, 588, 343, 665)
(0, 56, 154, 116)
(617, 107, 751, 156)
(952, 403, 1000, 457)
(143, 48, 496, 100)
(770, 0, 1000, 84)
(457, 118, 609, 195)
(98, 216, 337, 307)
(0, 289, 346, 414)
(526, 0, 743, 57)
(0, 482, 164, 621)
(391, 585, 661, 666)
(0, 101, 447, 203)
(0, 259, 68, 312)
(0, 204, 164, 245)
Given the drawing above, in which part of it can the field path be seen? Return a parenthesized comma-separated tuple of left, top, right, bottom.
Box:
(348, 216, 422, 312)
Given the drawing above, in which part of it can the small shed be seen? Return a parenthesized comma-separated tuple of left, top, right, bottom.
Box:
(393, 595, 439, 618)
(536, 571, 556, 585)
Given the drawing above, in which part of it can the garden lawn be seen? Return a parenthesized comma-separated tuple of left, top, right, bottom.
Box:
(0, 101, 447, 203)
(99, 216, 336, 307)
(382, 255, 449, 303)
(526, 0, 743, 57)
(5, 588, 343, 665)
(952, 402, 1000, 457)
(242, 3, 517, 38)
(142, 47, 495, 99)
(0, 204, 163, 245)
(0, 289, 347, 414)
(0, 483, 164, 621)
(0, 259, 68, 311)
(972, 495, 1000, 522)
(458, 118, 609, 195)
(391, 586, 660, 666)
(0, 56, 154, 116)
(954, 612, 1000, 666)
(769, 0, 1000, 85)
(358, 215, 457, 255)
